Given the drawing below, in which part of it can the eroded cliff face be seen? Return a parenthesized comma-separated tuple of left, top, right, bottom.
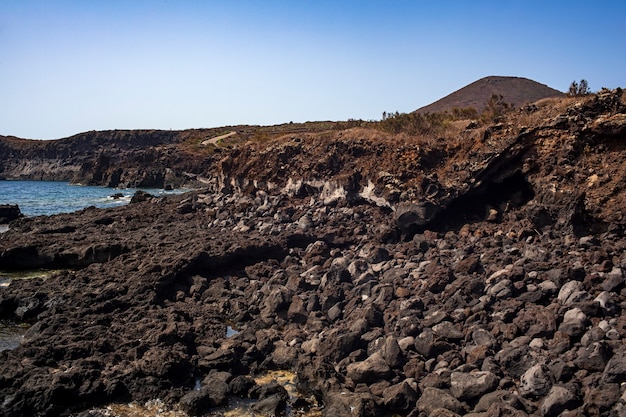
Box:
(0, 129, 214, 188)
(210, 88, 626, 237)
(0, 89, 625, 417)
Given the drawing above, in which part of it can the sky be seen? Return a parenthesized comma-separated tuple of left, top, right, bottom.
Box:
(1, 1, 625, 140)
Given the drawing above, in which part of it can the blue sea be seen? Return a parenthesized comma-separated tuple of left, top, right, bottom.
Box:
(0, 180, 190, 217)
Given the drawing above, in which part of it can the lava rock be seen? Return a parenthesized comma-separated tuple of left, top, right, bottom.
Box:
(540, 385, 580, 417)
(0, 204, 22, 223)
(450, 371, 499, 401)
(250, 394, 287, 416)
(346, 351, 392, 383)
(519, 364, 553, 398)
(416, 387, 466, 415)
(382, 380, 419, 411)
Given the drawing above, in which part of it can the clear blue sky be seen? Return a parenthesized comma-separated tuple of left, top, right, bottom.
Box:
(1, 1, 625, 139)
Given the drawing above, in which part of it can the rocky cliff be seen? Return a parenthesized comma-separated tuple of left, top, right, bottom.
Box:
(0, 89, 625, 417)
(0, 123, 335, 189)
(0, 129, 216, 188)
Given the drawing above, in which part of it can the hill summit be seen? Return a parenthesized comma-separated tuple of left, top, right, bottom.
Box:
(416, 75, 563, 114)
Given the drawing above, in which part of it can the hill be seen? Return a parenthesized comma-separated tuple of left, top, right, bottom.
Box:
(416, 75, 563, 114)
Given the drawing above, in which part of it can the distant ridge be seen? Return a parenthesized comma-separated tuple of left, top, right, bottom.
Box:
(416, 76, 563, 114)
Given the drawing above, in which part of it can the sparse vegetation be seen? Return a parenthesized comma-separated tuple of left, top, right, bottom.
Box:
(333, 118, 367, 130)
(375, 95, 515, 137)
(377, 111, 451, 135)
(568, 79, 591, 96)
(450, 106, 479, 120)
(480, 93, 513, 122)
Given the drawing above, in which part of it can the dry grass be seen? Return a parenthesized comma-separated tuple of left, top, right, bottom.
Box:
(510, 96, 580, 130)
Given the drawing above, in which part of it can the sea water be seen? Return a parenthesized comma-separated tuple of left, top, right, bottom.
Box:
(0, 180, 190, 217)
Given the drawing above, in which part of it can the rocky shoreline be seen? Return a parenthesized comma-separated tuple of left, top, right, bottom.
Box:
(1, 90, 626, 416)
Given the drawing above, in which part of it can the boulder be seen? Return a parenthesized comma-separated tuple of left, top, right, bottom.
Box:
(382, 380, 419, 411)
(471, 328, 496, 348)
(324, 391, 379, 417)
(415, 329, 454, 358)
(229, 375, 256, 396)
(0, 204, 22, 223)
(487, 278, 513, 298)
(179, 381, 229, 417)
(249, 380, 289, 401)
(602, 346, 626, 383)
(519, 365, 553, 398)
(130, 190, 153, 203)
(557, 308, 588, 338)
(250, 395, 287, 416)
(14, 296, 45, 320)
(287, 295, 308, 323)
(199, 348, 237, 371)
(573, 341, 612, 372)
(494, 346, 532, 378)
(450, 371, 499, 401)
(540, 385, 580, 417)
(547, 359, 575, 383)
(473, 390, 525, 412)
(432, 321, 464, 340)
(346, 351, 392, 383)
(512, 306, 557, 339)
(601, 267, 624, 292)
(395, 202, 440, 233)
(557, 281, 587, 306)
(381, 335, 403, 368)
(317, 330, 361, 362)
(583, 383, 621, 416)
(416, 387, 466, 415)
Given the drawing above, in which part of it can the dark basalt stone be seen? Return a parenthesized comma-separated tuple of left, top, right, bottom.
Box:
(0, 204, 22, 224)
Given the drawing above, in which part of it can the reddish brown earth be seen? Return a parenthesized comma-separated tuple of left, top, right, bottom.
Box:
(0, 88, 625, 417)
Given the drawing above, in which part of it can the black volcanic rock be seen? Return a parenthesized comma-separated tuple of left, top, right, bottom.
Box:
(0, 204, 22, 223)
(0, 130, 212, 188)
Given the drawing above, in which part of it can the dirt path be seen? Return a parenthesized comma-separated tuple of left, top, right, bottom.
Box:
(201, 131, 236, 145)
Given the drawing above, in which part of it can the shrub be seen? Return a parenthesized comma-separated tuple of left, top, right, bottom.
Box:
(377, 111, 451, 135)
(568, 79, 591, 96)
(480, 94, 513, 123)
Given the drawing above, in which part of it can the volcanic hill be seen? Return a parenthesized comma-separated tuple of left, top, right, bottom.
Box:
(415, 76, 563, 114)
